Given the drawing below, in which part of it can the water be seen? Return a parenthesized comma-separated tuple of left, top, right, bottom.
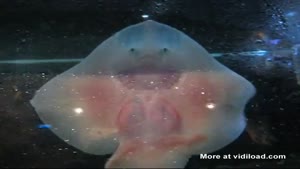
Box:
(0, 0, 300, 168)
(292, 44, 300, 85)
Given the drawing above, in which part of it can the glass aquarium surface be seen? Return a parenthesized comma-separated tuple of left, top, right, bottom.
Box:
(0, 0, 299, 168)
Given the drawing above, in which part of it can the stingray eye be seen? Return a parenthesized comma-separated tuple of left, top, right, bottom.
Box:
(129, 48, 135, 52)
(129, 48, 139, 57)
(161, 48, 169, 55)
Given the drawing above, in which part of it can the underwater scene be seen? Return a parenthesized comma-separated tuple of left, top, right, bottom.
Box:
(0, 0, 300, 168)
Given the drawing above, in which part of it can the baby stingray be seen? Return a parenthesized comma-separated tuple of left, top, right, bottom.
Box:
(30, 20, 255, 168)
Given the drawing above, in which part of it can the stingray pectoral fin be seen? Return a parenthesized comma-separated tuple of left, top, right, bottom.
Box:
(30, 75, 125, 155)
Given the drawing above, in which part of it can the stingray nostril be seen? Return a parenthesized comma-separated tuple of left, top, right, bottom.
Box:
(129, 48, 135, 52)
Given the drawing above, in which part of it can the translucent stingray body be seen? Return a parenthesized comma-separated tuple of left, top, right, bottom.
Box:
(30, 20, 256, 168)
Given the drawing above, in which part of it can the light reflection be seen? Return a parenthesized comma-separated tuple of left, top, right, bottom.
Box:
(141, 14, 149, 19)
(37, 124, 52, 129)
(239, 50, 268, 57)
(286, 11, 297, 17)
(206, 103, 216, 109)
(73, 107, 84, 114)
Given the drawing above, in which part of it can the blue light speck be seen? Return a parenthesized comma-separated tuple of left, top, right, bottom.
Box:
(38, 124, 52, 129)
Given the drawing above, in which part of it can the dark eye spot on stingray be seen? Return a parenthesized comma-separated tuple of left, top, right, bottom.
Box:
(129, 48, 135, 52)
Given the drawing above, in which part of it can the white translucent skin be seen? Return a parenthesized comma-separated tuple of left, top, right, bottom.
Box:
(30, 20, 256, 168)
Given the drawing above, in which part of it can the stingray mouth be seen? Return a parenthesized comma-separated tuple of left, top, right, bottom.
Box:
(116, 65, 181, 90)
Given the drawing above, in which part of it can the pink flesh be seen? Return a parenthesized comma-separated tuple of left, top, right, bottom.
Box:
(117, 65, 180, 90)
(73, 72, 216, 132)
(116, 96, 181, 138)
(66, 71, 236, 167)
(71, 71, 223, 135)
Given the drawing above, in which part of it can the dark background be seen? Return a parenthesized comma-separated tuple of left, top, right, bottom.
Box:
(0, 0, 288, 60)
